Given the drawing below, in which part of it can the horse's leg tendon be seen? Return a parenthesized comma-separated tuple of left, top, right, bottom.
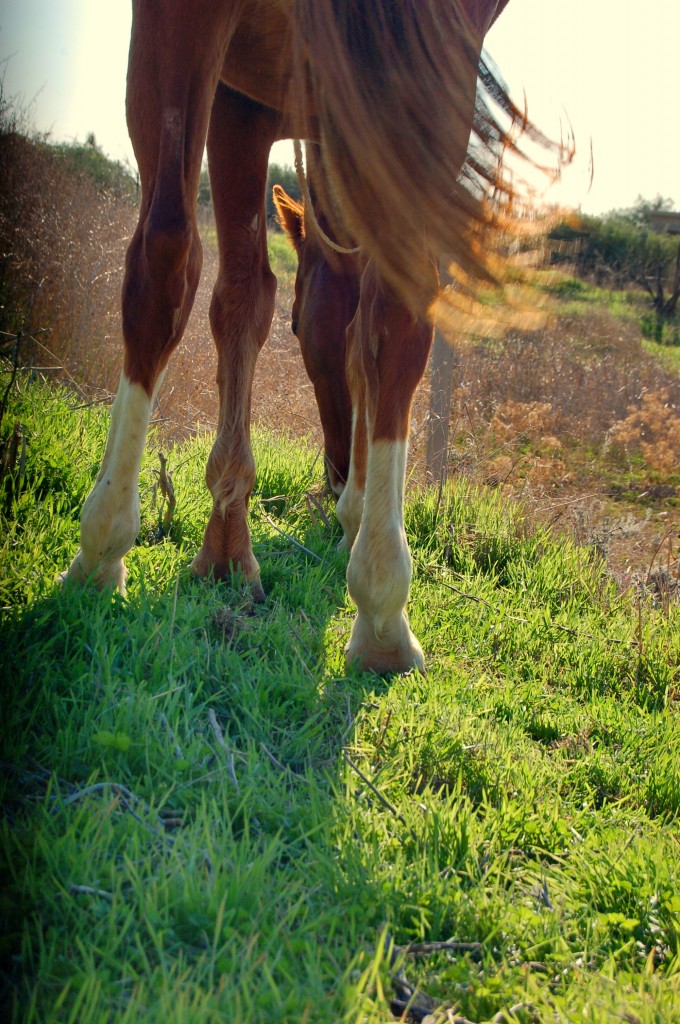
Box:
(190, 85, 280, 599)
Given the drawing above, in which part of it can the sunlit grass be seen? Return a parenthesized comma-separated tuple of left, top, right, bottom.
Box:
(1, 374, 679, 1023)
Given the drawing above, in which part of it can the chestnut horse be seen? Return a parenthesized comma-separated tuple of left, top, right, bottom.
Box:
(64, 0, 517, 673)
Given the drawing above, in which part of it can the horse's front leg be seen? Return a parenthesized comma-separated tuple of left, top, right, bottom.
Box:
(64, 4, 239, 591)
(189, 85, 281, 600)
(343, 262, 434, 674)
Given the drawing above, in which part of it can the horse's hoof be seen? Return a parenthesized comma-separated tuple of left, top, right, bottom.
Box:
(59, 552, 127, 593)
(190, 550, 265, 603)
(345, 616, 425, 676)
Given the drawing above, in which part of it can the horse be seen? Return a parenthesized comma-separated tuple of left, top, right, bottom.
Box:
(63, 0, 526, 674)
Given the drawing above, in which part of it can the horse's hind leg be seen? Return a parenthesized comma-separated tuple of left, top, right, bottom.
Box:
(64, 5, 239, 590)
(190, 85, 280, 599)
(344, 262, 434, 674)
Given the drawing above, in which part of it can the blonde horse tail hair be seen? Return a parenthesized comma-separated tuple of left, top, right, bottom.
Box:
(291, 0, 567, 326)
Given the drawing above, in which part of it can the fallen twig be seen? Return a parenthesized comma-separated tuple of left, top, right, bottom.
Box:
(492, 1002, 538, 1023)
(259, 506, 322, 562)
(396, 940, 484, 962)
(342, 750, 416, 840)
(55, 781, 173, 844)
(425, 564, 629, 646)
(0, 331, 22, 436)
(260, 741, 306, 781)
(305, 489, 333, 529)
(157, 452, 176, 535)
(208, 708, 239, 790)
(159, 711, 183, 760)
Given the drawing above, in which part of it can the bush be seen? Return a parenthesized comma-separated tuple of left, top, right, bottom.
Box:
(50, 134, 137, 198)
(551, 198, 680, 322)
(609, 389, 680, 475)
(0, 115, 137, 389)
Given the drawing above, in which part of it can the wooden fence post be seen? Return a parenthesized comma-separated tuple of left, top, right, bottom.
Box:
(426, 328, 457, 487)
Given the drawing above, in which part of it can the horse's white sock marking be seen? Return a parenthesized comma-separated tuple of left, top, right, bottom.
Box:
(64, 373, 160, 591)
(345, 438, 424, 673)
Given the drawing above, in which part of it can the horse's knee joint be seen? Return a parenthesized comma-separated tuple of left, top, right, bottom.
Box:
(143, 212, 194, 302)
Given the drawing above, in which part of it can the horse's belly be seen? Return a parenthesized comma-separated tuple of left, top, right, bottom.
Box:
(220, 0, 295, 114)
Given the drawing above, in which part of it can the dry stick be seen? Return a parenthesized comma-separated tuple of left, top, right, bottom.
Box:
(207, 708, 239, 791)
(2, 421, 22, 482)
(390, 969, 476, 1024)
(374, 709, 393, 755)
(339, 696, 356, 747)
(260, 741, 306, 782)
(493, 1003, 537, 1023)
(538, 491, 602, 517)
(538, 876, 554, 911)
(56, 782, 173, 844)
(259, 507, 322, 562)
(390, 938, 547, 1024)
(159, 712, 183, 760)
(645, 522, 678, 584)
(20, 330, 86, 396)
(207, 707, 227, 749)
(342, 751, 417, 840)
(635, 595, 645, 687)
(69, 883, 114, 900)
(395, 940, 484, 961)
(0, 330, 21, 433)
(305, 489, 332, 530)
(288, 621, 316, 682)
(157, 452, 176, 534)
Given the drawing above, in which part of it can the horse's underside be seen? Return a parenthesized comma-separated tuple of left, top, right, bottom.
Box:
(64, 0, 514, 673)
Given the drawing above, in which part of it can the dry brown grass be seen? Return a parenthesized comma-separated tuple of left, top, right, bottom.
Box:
(609, 390, 680, 476)
(406, 314, 679, 588)
(0, 131, 136, 394)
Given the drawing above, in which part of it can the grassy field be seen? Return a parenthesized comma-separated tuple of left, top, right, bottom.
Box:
(1, 372, 679, 1023)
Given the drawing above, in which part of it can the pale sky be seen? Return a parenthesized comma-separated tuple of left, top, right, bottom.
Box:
(1, 0, 678, 216)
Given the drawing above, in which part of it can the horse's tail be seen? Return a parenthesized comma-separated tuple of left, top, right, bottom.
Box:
(291, 0, 564, 324)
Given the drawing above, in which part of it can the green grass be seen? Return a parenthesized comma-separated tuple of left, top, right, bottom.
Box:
(542, 276, 646, 321)
(643, 338, 680, 376)
(2, 372, 680, 1023)
(267, 231, 299, 285)
(544, 276, 680, 377)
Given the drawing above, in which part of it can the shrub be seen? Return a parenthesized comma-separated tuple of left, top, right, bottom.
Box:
(551, 199, 680, 322)
(609, 390, 680, 475)
(50, 134, 137, 198)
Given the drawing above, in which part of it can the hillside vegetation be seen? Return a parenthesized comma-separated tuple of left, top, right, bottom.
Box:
(1, 372, 679, 1022)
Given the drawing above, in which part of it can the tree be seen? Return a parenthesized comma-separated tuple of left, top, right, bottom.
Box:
(551, 198, 680, 321)
(617, 196, 680, 319)
(615, 194, 676, 229)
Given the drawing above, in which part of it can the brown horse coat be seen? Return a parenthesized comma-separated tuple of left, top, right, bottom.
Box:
(65, 0, 522, 673)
